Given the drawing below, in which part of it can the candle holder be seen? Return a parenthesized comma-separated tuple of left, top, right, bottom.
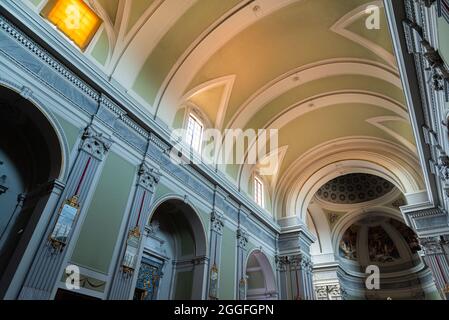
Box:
(209, 264, 219, 299)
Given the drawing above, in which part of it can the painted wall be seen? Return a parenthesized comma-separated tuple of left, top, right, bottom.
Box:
(70, 152, 135, 274)
(438, 18, 449, 65)
(219, 226, 236, 299)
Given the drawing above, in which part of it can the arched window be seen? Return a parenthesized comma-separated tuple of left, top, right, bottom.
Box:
(185, 113, 204, 153)
(41, 0, 102, 50)
(254, 176, 264, 208)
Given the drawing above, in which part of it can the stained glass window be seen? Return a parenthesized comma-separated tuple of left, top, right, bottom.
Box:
(41, 0, 101, 50)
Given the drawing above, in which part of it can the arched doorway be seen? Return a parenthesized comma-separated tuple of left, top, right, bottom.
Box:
(133, 198, 208, 300)
(0, 85, 63, 296)
(245, 250, 277, 300)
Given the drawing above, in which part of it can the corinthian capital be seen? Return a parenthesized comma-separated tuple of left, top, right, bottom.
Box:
(138, 163, 161, 191)
(419, 236, 444, 255)
(81, 126, 112, 160)
(237, 228, 248, 249)
(211, 210, 224, 234)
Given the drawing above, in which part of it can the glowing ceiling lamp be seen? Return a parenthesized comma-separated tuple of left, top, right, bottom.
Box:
(41, 0, 101, 50)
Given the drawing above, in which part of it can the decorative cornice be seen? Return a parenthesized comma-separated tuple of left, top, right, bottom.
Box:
(0, 18, 99, 101)
(408, 206, 446, 219)
(192, 255, 209, 265)
(275, 253, 313, 271)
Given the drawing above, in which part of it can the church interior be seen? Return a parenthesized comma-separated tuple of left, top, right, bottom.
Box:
(0, 0, 449, 300)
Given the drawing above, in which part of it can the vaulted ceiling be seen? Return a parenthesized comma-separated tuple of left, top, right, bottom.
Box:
(28, 0, 424, 218)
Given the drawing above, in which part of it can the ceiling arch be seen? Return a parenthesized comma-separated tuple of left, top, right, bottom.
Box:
(274, 137, 423, 219)
(27, 0, 425, 219)
(227, 59, 402, 130)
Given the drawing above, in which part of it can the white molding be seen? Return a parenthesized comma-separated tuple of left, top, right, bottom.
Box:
(383, 0, 437, 207)
(155, 0, 302, 122)
(180, 75, 236, 130)
(111, 0, 197, 85)
(274, 137, 424, 220)
(366, 116, 417, 153)
(330, 0, 397, 68)
(228, 58, 401, 130)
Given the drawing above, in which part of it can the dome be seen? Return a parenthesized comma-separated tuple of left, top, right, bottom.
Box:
(316, 173, 395, 205)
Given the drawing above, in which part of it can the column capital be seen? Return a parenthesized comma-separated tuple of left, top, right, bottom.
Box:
(275, 253, 312, 271)
(315, 284, 342, 300)
(275, 255, 289, 271)
(80, 126, 112, 160)
(419, 236, 445, 255)
(137, 163, 161, 191)
(237, 228, 248, 249)
(210, 210, 224, 235)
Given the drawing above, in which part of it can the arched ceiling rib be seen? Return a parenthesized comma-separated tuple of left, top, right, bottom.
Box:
(28, 0, 423, 218)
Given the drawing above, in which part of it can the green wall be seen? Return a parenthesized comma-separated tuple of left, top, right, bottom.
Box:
(71, 152, 135, 274)
(28, 0, 44, 7)
(219, 227, 236, 299)
(438, 18, 449, 65)
(54, 114, 81, 152)
(90, 29, 109, 66)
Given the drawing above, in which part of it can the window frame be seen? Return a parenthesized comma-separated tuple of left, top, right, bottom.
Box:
(41, 0, 102, 51)
(185, 112, 204, 153)
(254, 176, 265, 208)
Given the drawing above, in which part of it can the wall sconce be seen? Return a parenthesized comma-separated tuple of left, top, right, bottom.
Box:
(209, 264, 219, 299)
(122, 227, 141, 274)
(48, 195, 80, 252)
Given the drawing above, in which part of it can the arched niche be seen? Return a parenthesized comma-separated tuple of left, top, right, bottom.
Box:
(133, 198, 208, 300)
(333, 208, 435, 299)
(245, 250, 278, 300)
(0, 85, 64, 295)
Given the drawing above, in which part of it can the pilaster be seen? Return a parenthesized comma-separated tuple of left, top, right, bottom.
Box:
(419, 236, 449, 298)
(108, 161, 161, 300)
(236, 227, 248, 300)
(18, 126, 112, 300)
(276, 222, 316, 300)
(207, 209, 224, 300)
